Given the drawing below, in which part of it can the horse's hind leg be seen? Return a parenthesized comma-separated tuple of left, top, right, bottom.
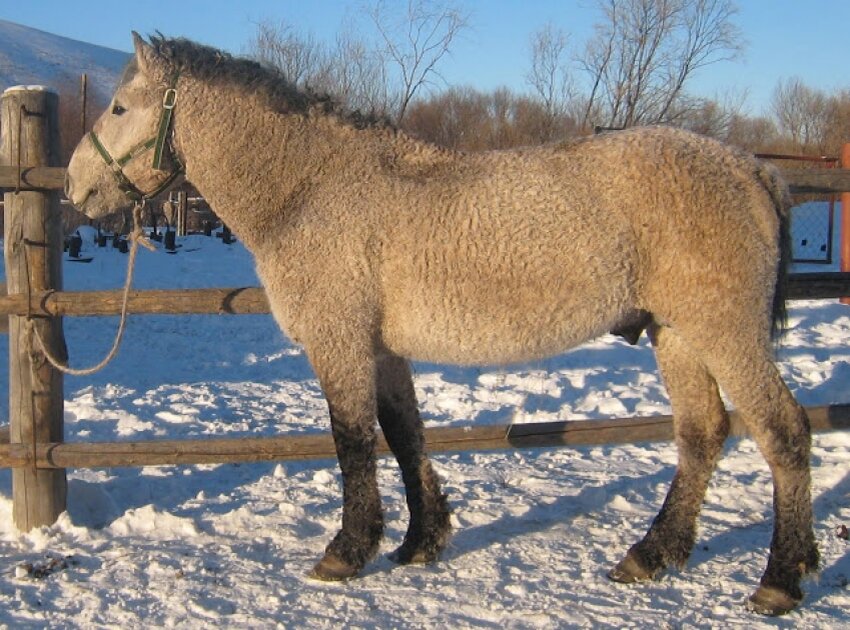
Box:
(697, 342, 818, 615)
(609, 323, 730, 583)
(376, 353, 451, 564)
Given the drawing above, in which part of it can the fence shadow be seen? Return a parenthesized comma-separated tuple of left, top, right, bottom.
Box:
(443, 456, 672, 562)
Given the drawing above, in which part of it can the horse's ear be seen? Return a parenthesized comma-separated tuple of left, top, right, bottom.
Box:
(132, 31, 150, 61)
(132, 31, 165, 82)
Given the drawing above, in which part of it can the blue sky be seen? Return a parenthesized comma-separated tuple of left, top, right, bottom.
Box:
(2, 1, 848, 115)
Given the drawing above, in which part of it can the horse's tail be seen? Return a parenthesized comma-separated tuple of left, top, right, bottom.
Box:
(756, 161, 793, 341)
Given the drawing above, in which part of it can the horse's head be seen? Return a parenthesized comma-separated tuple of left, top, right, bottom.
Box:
(65, 33, 183, 218)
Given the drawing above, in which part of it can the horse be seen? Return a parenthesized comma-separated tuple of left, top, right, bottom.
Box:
(64, 33, 818, 615)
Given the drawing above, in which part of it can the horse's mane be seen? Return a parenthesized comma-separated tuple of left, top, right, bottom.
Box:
(143, 34, 386, 130)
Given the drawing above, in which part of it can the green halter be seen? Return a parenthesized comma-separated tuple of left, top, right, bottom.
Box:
(88, 77, 183, 201)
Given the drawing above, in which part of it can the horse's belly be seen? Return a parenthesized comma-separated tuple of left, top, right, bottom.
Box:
(382, 297, 622, 366)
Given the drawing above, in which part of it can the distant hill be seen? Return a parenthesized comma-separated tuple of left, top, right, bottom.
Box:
(0, 19, 130, 97)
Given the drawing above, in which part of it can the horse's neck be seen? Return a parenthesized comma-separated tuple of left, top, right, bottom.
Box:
(174, 82, 359, 250)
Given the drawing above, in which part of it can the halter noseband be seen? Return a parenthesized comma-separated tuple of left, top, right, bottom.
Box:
(88, 76, 183, 201)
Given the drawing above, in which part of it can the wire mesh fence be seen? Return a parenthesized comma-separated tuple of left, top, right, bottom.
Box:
(757, 153, 840, 266)
(791, 199, 836, 264)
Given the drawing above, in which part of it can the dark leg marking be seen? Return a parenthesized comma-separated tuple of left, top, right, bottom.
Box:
(308, 343, 384, 581)
(376, 355, 451, 564)
(311, 415, 385, 580)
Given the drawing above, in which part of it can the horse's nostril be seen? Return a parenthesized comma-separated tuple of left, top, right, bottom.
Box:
(63, 174, 72, 200)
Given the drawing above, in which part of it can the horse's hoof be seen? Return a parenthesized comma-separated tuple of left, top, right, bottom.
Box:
(308, 553, 360, 581)
(746, 585, 801, 616)
(388, 545, 435, 565)
(607, 553, 655, 583)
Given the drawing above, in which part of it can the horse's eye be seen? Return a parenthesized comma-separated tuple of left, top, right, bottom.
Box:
(112, 104, 127, 116)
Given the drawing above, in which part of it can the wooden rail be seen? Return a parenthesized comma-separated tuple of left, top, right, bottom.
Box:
(0, 273, 846, 319)
(778, 167, 850, 194)
(0, 404, 847, 470)
(0, 165, 65, 191)
(786, 272, 850, 300)
(0, 287, 270, 317)
(4, 165, 850, 194)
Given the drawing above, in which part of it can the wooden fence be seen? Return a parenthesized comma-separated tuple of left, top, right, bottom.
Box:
(2, 86, 850, 532)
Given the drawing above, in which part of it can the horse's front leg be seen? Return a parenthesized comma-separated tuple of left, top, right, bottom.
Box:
(307, 338, 384, 581)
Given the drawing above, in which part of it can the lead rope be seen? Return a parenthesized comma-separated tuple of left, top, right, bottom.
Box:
(24, 201, 157, 376)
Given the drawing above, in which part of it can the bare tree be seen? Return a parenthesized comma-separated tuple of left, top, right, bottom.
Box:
(403, 85, 574, 151)
(725, 113, 779, 153)
(677, 90, 745, 140)
(325, 29, 394, 116)
(526, 24, 573, 115)
(369, 0, 468, 123)
(578, 2, 619, 131)
(248, 19, 394, 117)
(248, 19, 327, 86)
(579, 0, 742, 129)
(823, 88, 850, 157)
(657, 0, 742, 120)
(526, 23, 575, 140)
(771, 77, 832, 153)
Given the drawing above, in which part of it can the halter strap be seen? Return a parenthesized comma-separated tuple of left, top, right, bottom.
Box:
(152, 87, 177, 170)
(88, 75, 183, 201)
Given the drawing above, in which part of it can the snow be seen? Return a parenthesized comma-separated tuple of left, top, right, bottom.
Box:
(0, 220, 847, 627)
(2, 86, 55, 95)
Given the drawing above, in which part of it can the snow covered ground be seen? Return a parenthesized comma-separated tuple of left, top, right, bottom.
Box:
(0, 226, 847, 628)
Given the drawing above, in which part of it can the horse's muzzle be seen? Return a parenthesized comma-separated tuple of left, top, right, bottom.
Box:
(64, 175, 96, 215)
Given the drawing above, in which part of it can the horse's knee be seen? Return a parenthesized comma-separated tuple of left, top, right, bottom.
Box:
(377, 396, 422, 457)
(650, 323, 729, 465)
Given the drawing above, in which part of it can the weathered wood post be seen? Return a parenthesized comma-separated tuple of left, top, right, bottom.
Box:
(841, 143, 850, 305)
(176, 190, 188, 237)
(1, 86, 67, 530)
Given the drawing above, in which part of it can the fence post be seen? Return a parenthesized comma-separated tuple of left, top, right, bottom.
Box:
(842, 143, 850, 305)
(1, 87, 67, 530)
(177, 190, 188, 237)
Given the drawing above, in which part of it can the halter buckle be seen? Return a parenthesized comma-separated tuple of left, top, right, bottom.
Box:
(162, 88, 177, 110)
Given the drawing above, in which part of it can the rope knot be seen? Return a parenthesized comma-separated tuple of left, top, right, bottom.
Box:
(132, 202, 157, 252)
